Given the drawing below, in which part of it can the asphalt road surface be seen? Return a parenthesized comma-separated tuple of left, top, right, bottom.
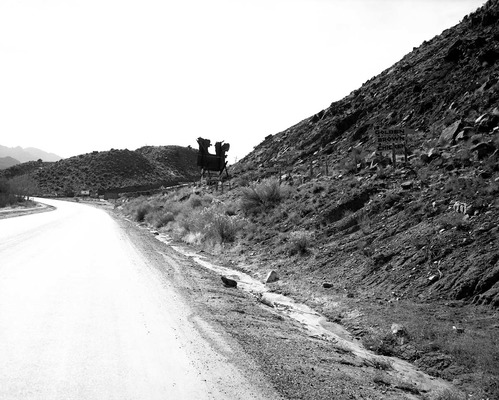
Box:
(0, 198, 276, 400)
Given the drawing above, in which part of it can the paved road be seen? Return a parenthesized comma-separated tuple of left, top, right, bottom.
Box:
(0, 199, 274, 400)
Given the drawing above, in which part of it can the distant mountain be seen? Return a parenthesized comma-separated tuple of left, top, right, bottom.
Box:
(0, 145, 62, 163)
(0, 145, 199, 196)
(0, 156, 20, 170)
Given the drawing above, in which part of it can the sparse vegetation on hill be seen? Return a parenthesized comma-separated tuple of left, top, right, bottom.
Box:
(115, 2, 499, 398)
(0, 146, 199, 196)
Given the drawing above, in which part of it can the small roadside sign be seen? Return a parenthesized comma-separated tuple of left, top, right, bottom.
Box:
(374, 127, 409, 166)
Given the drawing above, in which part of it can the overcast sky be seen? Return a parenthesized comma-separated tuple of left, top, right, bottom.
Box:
(0, 0, 486, 162)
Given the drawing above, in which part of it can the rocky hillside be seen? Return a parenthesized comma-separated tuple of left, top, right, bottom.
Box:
(232, 0, 499, 308)
(240, 1, 499, 170)
(1, 146, 199, 196)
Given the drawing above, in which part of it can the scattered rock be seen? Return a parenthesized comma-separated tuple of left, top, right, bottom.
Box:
(259, 293, 275, 308)
(221, 275, 237, 288)
(401, 180, 413, 190)
(452, 326, 465, 334)
(391, 323, 409, 337)
(265, 270, 279, 284)
(421, 148, 441, 164)
(475, 112, 499, 132)
(471, 141, 496, 159)
(438, 120, 461, 146)
(323, 282, 334, 289)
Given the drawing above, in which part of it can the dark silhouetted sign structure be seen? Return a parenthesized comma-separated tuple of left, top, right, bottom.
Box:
(196, 137, 230, 182)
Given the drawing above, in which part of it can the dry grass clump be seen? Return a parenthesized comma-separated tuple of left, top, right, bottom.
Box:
(286, 230, 312, 256)
(177, 205, 246, 245)
(240, 178, 288, 215)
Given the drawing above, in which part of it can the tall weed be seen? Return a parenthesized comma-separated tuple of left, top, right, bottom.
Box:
(178, 205, 246, 245)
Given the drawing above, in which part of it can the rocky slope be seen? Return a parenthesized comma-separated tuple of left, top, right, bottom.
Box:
(214, 2, 499, 397)
(1, 146, 199, 196)
(233, 0, 499, 308)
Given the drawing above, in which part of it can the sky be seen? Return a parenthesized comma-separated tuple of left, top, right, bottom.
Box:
(0, 0, 487, 163)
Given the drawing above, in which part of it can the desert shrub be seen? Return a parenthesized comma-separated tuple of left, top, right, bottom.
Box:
(177, 204, 246, 245)
(286, 230, 312, 256)
(204, 210, 243, 243)
(312, 183, 325, 194)
(145, 210, 175, 228)
(357, 211, 372, 233)
(234, 175, 251, 187)
(436, 213, 470, 231)
(224, 201, 238, 216)
(362, 331, 397, 356)
(134, 202, 152, 222)
(240, 178, 287, 214)
(368, 357, 393, 371)
(188, 194, 203, 208)
(123, 197, 153, 222)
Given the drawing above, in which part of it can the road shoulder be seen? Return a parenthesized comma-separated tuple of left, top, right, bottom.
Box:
(111, 212, 431, 400)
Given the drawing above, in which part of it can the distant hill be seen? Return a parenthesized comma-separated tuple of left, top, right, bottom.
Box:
(0, 156, 20, 170)
(0, 145, 62, 163)
(0, 145, 199, 196)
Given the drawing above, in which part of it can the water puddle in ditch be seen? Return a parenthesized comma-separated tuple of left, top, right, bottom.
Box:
(153, 232, 455, 397)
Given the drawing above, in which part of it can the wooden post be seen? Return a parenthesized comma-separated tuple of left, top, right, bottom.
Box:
(325, 156, 329, 176)
(404, 128, 408, 164)
(392, 143, 397, 168)
(309, 159, 313, 178)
